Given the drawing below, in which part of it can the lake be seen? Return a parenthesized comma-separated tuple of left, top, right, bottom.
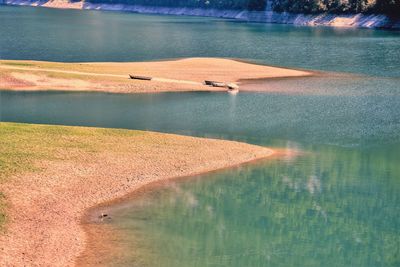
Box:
(1, 5, 400, 77)
(0, 5, 399, 267)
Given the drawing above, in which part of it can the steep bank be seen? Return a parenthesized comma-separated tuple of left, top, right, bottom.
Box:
(2, 0, 400, 29)
(0, 122, 274, 266)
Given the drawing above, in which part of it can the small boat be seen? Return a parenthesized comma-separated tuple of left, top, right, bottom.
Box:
(205, 80, 239, 91)
(204, 80, 222, 86)
(129, 75, 152, 81)
(211, 82, 227, 88)
(227, 83, 239, 90)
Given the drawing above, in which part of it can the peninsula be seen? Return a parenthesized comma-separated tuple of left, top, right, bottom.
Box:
(0, 122, 274, 266)
(0, 58, 311, 93)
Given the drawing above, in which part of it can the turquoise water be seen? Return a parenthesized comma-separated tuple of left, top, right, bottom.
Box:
(1, 89, 399, 266)
(1, 89, 400, 146)
(104, 144, 400, 267)
(1, 5, 400, 267)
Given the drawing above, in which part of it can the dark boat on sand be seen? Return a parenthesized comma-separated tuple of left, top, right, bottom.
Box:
(204, 80, 222, 86)
(204, 80, 239, 90)
(129, 75, 153, 81)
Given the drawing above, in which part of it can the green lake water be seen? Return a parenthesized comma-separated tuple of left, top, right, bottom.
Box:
(0, 5, 399, 267)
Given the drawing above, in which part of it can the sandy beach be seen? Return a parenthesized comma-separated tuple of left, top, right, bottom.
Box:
(0, 122, 274, 266)
(0, 58, 311, 93)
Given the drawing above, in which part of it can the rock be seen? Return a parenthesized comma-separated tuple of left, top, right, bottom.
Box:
(99, 213, 108, 219)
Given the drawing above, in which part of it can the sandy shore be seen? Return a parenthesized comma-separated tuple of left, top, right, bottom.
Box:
(77, 148, 299, 266)
(0, 58, 311, 93)
(0, 122, 274, 266)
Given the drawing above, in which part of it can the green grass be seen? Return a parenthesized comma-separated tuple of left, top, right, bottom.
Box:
(2, 62, 34, 67)
(0, 122, 144, 231)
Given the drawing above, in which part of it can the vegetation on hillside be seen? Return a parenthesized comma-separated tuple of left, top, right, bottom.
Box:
(84, 0, 266, 11)
(271, 0, 400, 17)
(84, 0, 400, 16)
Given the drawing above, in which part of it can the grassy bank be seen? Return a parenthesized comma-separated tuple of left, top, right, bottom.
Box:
(0, 122, 144, 230)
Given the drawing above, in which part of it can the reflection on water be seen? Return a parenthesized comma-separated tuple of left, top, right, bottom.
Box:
(103, 143, 400, 267)
(241, 74, 400, 96)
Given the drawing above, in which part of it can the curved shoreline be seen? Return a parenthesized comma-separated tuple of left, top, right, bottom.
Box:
(77, 151, 279, 266)
(0, 122, 275, 266)
(77, 148, 303, 266)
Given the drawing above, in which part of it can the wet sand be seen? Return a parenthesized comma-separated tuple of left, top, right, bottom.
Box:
(0, 58, 312, 93)
(0, 122, 274, 266)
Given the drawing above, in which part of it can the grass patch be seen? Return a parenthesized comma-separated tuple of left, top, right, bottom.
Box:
(0, 122, 144, 230)
(2, 62, 34, 67)
(0, 193, 6, 232)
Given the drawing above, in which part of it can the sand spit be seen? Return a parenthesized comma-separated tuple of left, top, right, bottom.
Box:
(0, 123, 273, 266)
(0, 58, 311, 93)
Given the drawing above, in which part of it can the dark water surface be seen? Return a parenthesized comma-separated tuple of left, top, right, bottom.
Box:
(1, 4, 400, 267)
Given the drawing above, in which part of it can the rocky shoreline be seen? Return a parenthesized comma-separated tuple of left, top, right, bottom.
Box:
(2, 0, 400, 29)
